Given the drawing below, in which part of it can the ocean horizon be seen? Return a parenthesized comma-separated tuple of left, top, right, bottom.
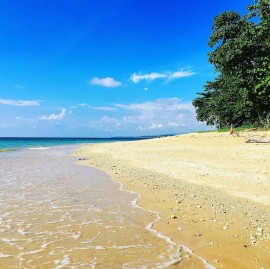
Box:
(0, 136, 160, 152)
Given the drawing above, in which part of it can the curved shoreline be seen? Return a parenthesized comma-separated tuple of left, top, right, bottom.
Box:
(116, 181, 216, 269)
(76, 155, 217, 269)
(76, 131, 270, 269)
(76, 161, 214, 269)
(118, 182, 183, 269)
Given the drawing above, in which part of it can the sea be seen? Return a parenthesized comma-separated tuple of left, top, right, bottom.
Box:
(0, 137, 155, 152)
(0, 138, 214, 269)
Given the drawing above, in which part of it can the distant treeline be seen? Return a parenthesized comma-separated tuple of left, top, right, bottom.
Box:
(193, 0, 270, 128)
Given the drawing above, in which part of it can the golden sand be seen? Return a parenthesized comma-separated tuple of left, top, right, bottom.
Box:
(76, 131, 270, 269)
(2, 149, 187, 268)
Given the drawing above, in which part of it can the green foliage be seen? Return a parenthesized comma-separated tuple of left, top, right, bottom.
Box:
(216, 124, 258, 132)
(193, 0, 270, 128)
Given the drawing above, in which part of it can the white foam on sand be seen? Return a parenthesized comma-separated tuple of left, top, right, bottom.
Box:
(0, 253, 12, 258)
(71, 232, 81, 240)
(28, 147, 52, 150)
(83, 163, 215, 268)
(17, 229, 27, 236)
(53, 255, 70, 269)
(115, 178, 217, 269)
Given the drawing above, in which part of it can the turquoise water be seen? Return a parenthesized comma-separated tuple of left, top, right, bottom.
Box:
(0, 137, 153, 151)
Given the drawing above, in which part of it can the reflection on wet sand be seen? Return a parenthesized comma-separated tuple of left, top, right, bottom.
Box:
(0, 147, 182, 268)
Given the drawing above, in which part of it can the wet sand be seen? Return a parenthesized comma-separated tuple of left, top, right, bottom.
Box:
(0, 147, 185, 268)
(76, 131, 270, 269)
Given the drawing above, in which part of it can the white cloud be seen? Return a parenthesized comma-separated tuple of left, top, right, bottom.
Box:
(70, 103, 88, 109)
(0, 99, 40, 106)
(89, 116, 122, 132)
(130, 72, 167, 83)
(114, 98, 194, 112)
(40, 108, 66, 121)
(138, 123, 163, 131)
(168, 122, 180, 127)
(88, 68, 194, 88)
(130, 69, 195, 83)
(93, 106, 116, 111)
(72, 103, 116, 111)
(168, 69, 195, 80)
(149, 123, 163, 129)
(89, 77, 122, 87)
(100, 116, 122, 126)
(88, 98, 211, 134)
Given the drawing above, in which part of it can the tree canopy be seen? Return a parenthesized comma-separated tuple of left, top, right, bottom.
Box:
(193, 0, 270, 128)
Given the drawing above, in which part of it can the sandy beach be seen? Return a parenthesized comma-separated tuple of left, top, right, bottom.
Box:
(76, 131, 270, 269)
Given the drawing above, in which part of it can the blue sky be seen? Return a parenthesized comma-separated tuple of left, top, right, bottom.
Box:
(0, 0, 251, 137)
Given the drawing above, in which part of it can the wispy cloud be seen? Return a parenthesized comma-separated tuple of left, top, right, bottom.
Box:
(93, 106, 116, 111)
(88, 98, 208, 134)
(70, 103, 87, 109)
(139, 123, 163, 131)
(40, 108, 66, 121)
(89, 116, 122, 132)
(88, 68, 194, 87)
(169, 69, 195, 80)
(78, 103, 87, 107)
(71, 103, 116, 111)
(130, 73, 167, 83)
(114, 98, 194, 112)
(89, 77, 122, 87)
(130, 69, 195, 83)
(0, 99, 40, 106)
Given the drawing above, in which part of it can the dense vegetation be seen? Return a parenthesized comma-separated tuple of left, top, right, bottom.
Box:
(193, 0, 270, 128)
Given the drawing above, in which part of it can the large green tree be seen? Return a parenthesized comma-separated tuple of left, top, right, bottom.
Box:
(193, 0, 270, 128)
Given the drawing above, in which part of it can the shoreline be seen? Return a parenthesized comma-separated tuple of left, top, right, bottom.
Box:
(76, 131, 270, 269)
(111, 175, 184, 269)
(75, 163, 216, 269)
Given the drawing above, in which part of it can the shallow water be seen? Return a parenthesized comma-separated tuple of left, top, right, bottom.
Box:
(0, 146, 181, 268)
(0, 137, 154, 152)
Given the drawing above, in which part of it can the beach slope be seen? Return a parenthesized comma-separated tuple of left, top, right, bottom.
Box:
(76, 131, 270, 269)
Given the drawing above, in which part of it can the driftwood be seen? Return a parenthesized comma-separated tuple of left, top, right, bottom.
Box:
(244, 128, 257, 132)
(245, 137, 270, 143)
